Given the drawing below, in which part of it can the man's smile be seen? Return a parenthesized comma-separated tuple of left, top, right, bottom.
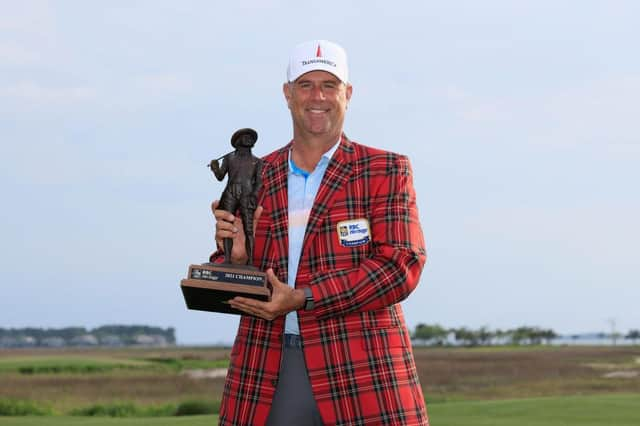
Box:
(307, 108, 329, 114)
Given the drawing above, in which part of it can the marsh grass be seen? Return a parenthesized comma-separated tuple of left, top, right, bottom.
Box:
(174, 399, 220, 416)
(0, 354, 228, 375)
(70, 402, 161, 417)
(141, 356, 229, 371)
(413, 345, 640, 401)
(0, 345, 638, 416)
(0, 399, 52, 416)
(1, 395, 639, 425)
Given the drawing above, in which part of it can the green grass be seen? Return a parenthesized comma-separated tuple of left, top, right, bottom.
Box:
(0, 399, 52, 416)
(69, 402, 175, 417)
(140, 356, 229, 371)
(69, 400, 219, 417)
(0, 415, 218, 425)
(428, 393, 640, 426)
(0, 356, 229, 375)
(1, 394, 638, 425)
(0, 357, 153, 375)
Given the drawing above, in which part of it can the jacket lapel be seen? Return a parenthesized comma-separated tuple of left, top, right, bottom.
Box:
(300, 135, 354, 258)
(261, 144, 290, 282)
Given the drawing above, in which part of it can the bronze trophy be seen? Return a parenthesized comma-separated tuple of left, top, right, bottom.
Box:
(180, 128, 269, 315)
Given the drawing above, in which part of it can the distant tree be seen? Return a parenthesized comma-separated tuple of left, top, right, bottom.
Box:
(453, 327, 478, 347)
(510, 326, 537, 345)
(529, 328, 545, 345)
(413, 324, 448, 345)
(505, 327, 556, 345)
(611, 332, 623, 346)
(493, 328, 502, 344)
(0, 325, 175, 348)
(92, 325, 176, 345)
(541, 329, 557, 345)
(626, 329, 640, 345)
(166, 327, 176, 344)
(477, 326, 492, 346)
(21, 328, 45, 341)
(58, 327, 88, 341)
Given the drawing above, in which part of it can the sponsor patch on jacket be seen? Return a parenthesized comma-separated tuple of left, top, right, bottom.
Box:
(337, 218, 371, 247)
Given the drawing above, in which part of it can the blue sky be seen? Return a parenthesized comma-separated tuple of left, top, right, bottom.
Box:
(1, 1, 638, 344)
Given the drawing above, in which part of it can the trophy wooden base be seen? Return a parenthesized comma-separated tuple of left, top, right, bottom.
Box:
(180, 263, 269, 315)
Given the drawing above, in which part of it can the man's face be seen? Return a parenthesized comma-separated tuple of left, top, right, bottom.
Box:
(283, 70, 352, 140)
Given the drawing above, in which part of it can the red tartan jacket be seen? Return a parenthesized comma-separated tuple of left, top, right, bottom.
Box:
(216, 135, 429, 426)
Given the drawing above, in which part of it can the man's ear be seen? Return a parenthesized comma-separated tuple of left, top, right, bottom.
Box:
(344, 83, 353, 109)
(283, 82, 292, 108)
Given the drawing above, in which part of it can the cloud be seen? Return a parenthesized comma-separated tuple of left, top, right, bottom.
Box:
(135, 73, 193, 96)
(438, 75, 640, 147)
(0, 81, 97, 104)
(540, 76, 640, 146)
(0, 2, 54, 33)
(0, 42, 40, 65)
(441, 85, 512, 123)
(461, 203, 640, 269)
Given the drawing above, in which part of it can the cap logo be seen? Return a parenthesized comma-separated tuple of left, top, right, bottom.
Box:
(288, 40, 347, 83)
(301, 58, 336, 67)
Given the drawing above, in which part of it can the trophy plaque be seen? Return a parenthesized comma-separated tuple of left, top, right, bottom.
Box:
(180, 128, 269, 315)
(181, 263, 268, 315)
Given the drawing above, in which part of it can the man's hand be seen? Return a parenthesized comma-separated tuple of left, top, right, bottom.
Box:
(228, 269, 305, 320)
(212, 200, 263, 264)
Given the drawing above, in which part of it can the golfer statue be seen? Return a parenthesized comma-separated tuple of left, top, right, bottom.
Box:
(209, 128, 263, 266)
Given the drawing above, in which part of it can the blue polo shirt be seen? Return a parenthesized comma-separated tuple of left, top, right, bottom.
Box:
(285, 141, 340, 335)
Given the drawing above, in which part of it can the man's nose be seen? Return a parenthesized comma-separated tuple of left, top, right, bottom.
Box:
(310, 84, 325, 100)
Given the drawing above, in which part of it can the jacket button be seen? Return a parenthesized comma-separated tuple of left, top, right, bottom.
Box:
(271, 379, 278, 387)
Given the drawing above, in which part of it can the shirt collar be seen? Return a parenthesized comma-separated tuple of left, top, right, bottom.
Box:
(288, 139, 340, 177)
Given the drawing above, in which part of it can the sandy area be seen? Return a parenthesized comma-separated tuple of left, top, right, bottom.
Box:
(181, 368, 228, 379)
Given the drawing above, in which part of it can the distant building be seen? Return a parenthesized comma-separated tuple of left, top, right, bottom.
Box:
(17, 336, 37, 347)
(70, 334, 98, 346)
(133, 334, 168, 347)
(41, 337, 66, 348)
(0, 337, 18, 348)
(0, 326, 176, 348)
(99, 335, 123, 347)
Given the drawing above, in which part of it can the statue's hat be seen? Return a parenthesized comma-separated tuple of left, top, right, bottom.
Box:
(231, 128, 258, 148)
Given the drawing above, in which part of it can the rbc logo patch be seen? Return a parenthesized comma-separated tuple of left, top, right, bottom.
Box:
(336, 218, 371, 247)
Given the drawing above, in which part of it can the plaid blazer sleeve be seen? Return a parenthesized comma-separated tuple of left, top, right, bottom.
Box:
(309, 153, 427, 319)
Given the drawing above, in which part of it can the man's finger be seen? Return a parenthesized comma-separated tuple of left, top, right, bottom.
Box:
(216, 230, 238, 241)
(230, 297, 264, 313)
(214, 209, 236, 223)
(216, 220, 239, 234)
(233, 216, 243, 228)
(266, 268, 283, 288)
(230, 302, 257, 317)
(254, 205, 263, 221)
(252, 206, 263, 235)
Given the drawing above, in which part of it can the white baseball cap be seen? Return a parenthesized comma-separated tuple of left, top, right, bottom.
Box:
(286, 40, 349, 83)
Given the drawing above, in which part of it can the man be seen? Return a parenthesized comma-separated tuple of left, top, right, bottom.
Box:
(209, 128, 263, 264)
(212, 40, 429, 426)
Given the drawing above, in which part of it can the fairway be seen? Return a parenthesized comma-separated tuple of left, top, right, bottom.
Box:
(1, 394, 639, 425)
(428, 394, 640, 426)
(0, 415, 217, 425)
